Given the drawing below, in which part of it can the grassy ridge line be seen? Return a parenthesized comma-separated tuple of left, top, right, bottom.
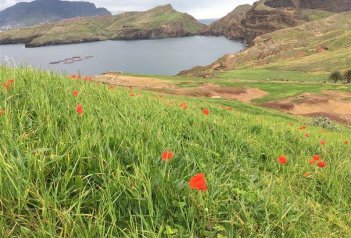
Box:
(1, 66, 351, 237)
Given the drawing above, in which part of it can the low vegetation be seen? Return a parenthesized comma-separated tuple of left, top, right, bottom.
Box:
(329, 70, 351, 83)
(1, 66, 351, 237)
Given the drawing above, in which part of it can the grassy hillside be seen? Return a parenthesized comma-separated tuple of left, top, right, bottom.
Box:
(1, 66, 351, 237)
(0, 5, 205, 47)
(181, 12, 351, 77)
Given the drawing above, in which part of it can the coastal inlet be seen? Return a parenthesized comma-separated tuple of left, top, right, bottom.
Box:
(0, 36, 245, 75)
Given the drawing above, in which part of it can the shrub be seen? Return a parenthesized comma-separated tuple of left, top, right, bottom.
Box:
(344, 70, 351, 84)
(311, 117, 339, 131)
(329, 71, 342, 83)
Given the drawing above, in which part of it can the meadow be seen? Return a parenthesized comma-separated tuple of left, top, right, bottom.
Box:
(1, 66, 351, 237)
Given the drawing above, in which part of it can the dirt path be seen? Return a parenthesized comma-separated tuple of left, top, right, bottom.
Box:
(94, 73, 268, 103)
(263, 90, 351, 124)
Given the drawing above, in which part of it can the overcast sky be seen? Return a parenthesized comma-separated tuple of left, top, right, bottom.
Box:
(0, 0, 256, 18)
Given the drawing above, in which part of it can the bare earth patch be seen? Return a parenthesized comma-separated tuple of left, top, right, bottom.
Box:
(94, 73, 268, 103)
(263, 91, 351, 124)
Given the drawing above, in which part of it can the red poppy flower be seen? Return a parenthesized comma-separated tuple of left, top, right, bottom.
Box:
(189, 173, 207, 191)
(2, 80, 14, 92)
(75, 104, 84, 116)
(202, 108, 209, 116)
(344, 140, 349, 145)
(310, 155, 320, 164)
(108, 85, 115, 90)
(179, 103, 188, 110)
(317, 161, 327, 168)
(299, 126, 307, 130)
(0, 110, 4, 116)
(305, 133, 310, 137)
(303, 172, 312, 177)
(278, 155, 288, 165)
(313, 155, 320, 161)
(226, 107, 233, 111)
(72, 90, 79, 96)
(320, 140, 326, 145)
(161, 150, 174, 161)
(130, 93, 135, 97)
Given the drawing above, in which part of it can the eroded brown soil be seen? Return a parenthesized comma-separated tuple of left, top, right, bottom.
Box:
(94, 73, 268, 102)
(263, 91, 351, 124)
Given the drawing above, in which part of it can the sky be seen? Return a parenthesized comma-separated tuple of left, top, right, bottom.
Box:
(0, 0, 256, 19)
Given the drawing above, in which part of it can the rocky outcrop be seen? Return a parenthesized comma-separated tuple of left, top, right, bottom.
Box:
(0, 5, 206, 47)
(208, 0, 351, 44)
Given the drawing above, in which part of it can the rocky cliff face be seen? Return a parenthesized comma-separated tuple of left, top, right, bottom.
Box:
(206, 4, 252, 40)
(209, 0, 351, 43)
(0, 0, 111, 29)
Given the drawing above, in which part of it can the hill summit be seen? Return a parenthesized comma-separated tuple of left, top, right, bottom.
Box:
(0, 0, 111, 30)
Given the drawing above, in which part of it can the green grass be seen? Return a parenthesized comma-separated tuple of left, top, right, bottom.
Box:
(1, 66, 351, 237)
(218, 69, 328, 82)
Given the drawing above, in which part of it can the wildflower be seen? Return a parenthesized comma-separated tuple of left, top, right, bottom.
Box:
(317, 161, 327, 168)
(75, 104, 84, 116)
(310, 155, 320, 164)
(179, 103, 188, 110)
(130, 93, 135, 97)
(277, 155, 288, 165)
(108, 85, 115, 90)
(0, 110, 4, 116)
(299, 126, 307, 130)
(320, 140, 326, 145)
(161, 151, 174, 161)
(226, 107, 233, 111)
(72, 90, 79, 96)
(303, 172, 312, 177)
(2, 80, 14, 92)
(189, 173, 207, 191)
(344, 140, 349, 145)
(305, 133, 310, 138)
(202, 108, 209, 116)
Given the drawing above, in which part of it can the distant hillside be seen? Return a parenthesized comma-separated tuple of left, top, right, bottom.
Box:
(180, 13, 351, 76)
(207, 4, 252, 40)
(0, 5, 206, 47)
(208, 0, 350, 43)
(0, 0, 111, 29)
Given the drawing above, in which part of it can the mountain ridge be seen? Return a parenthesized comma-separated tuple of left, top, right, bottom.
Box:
(0, 5, 206, 47)
(0, 0, 111, 30)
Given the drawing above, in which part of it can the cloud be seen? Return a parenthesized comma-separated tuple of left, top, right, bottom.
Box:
(0, 0, 256, 18)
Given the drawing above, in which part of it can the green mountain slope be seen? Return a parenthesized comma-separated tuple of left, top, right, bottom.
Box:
(1, 66, 351, 237)
(0, 5, 206, 47)
(180, 12, 351, 77)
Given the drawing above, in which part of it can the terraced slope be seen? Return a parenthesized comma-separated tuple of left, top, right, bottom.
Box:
(0, 5, 206, 47)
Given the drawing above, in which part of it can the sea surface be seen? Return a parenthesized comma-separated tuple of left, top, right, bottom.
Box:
(0, 36, 244, 76)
